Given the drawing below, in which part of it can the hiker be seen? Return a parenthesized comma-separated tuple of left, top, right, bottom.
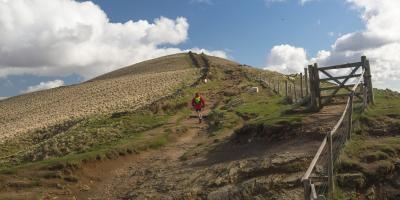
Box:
(192, 92, 205, 123)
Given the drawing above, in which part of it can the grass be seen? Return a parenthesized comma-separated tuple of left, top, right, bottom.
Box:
(335, 88, 400, 197)
(0, 61, 228, 173)
(234, 91, 303, 126)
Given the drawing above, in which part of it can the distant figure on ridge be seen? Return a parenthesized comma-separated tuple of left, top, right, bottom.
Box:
(192, 92, 205, 123)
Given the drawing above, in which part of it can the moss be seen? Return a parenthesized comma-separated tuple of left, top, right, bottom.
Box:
(361, 151, 390, 163)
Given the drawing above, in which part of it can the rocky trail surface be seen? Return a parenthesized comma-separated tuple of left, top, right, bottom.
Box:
(65, 100, 344, 200)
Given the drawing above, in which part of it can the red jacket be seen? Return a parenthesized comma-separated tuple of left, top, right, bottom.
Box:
(192, 96, 205, 110)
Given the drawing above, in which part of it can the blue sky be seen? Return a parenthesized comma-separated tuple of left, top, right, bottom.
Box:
(91, 0, 362, 65)
(2, 0, 399, 97)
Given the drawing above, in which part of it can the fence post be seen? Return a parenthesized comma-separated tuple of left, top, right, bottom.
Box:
(366, 60, 374, 105)
(300, 73, 304, 98)
(303, 179, 311, 200)
(308, 65, 317, 111)
(363, 83, 368, 110)
(348, 93, 354, 140)
(304, 68, 309, 96)
(285, 80, 288, 97)
(277, 81, 280, 95)
(328, 132, 335, 199)
(314, 63, 321, 109)
(362, 56, 374, 105)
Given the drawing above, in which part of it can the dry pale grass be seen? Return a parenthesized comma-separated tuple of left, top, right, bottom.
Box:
(91, 53, 196, 81)
(0, 68, 200, 142)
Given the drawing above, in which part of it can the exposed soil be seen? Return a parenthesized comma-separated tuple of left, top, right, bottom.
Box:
(27, 101, 344, 200)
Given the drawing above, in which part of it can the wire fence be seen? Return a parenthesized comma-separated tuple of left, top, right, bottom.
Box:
(302, 69, 367, 200)
(247, 71, 309, 104)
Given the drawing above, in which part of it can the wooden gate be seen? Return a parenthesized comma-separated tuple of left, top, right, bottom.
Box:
(308, 56, 374, 110)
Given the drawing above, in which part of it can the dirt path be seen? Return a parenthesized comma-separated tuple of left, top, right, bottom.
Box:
(64, 102, 346, 200)
(66, 93, 217, 199)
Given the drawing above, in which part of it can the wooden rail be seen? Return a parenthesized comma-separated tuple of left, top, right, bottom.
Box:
(308, 56, 374, 110)
(302, 68, 368, 199)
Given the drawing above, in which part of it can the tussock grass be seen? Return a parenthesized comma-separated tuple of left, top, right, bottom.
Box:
(336, 88, 400, 198)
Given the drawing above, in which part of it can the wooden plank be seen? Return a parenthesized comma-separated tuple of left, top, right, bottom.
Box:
(328, 132, 334, 200)
(302, 136, 327, 181)
(319, 69, 342, 85)
(310, 184, 318, 200)
(320, 84, 356, 91)
(318, 62, 363, 70)
(320, 73, 362, 81)
(321, 92, 362, 98)
(323, 66, 361, 104)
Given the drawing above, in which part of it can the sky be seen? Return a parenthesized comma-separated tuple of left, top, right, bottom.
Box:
(0, 0, 399, 97)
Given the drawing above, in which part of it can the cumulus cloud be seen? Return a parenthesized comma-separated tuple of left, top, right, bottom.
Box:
(0, 0, 225, 80)
(22, 79, 64, 93)
(190, 0, 213, 4)
(312, 0, 400, 91)
(264, 44, 308, 74)
(265, 0, 314, 6)
(187, 48, 227, 59)
(265, 0, 400, 91)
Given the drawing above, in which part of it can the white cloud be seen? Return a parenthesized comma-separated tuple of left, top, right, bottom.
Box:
(311, 0, 400, 91)
(300, 0, 314, 5)
(186, 48, 228, 59)
(0, 0, 225, 80)
(265, 0, 400, 91)
(265, 0, 315, 6)
(0, 97, 8, 101)
(22, 80, 64, 93)
(191, 0, 213, 4)
(264, 44, 308, 74)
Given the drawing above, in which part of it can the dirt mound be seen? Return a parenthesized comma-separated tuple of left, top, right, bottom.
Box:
(232, 121, 300, 145)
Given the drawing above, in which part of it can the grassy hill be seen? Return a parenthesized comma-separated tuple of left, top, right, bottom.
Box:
(1, 52, 398, 199)
(0, 54, 203, 143)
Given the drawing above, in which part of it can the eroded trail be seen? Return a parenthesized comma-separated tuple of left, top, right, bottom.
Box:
(69, 101, 345, 200)
(71, 93, 217, 199)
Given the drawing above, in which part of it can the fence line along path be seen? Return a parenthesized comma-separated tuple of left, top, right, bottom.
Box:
(302, 56, 374, 200)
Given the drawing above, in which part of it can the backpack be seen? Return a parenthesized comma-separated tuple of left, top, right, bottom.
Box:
(194, 97, 201, 105)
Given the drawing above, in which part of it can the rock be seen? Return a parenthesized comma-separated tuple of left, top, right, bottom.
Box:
(207, 185, 241, 200)
(80, 184, 90, 192)
(248, 87, 259, 93)
(337, 173, 366, 189)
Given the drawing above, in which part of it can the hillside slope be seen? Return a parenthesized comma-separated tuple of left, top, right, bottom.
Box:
(0, 52, 318, 200)
(0, 53, 204, 142)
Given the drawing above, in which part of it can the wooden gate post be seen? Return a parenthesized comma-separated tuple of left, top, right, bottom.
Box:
(277, 81, 280, 95)
(308, 65, 317, 111)
(303, 179, 311, 200)
(327, 132, 335, 199)
(285, 80, 288, 97)
(304, 68, 309, 96)
(362, 56, 374, 105)
(300, 73, 304, 98)
(314, 63, 322, 109)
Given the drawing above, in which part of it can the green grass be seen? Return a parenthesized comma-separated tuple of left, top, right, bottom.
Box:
(336, 88, 400, 196)
(234, 91, 303, 125)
